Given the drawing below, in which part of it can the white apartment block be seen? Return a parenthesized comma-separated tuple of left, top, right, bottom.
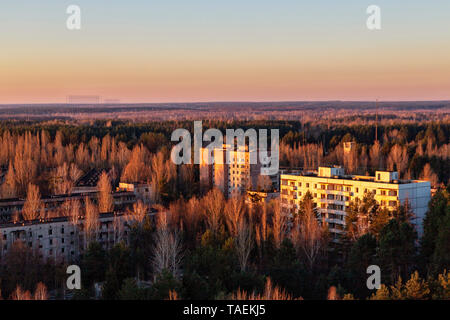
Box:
(280, 166, 431, 242)
(200, 144, 279, 198)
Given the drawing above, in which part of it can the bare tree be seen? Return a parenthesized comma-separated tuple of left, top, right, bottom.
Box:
(202, 188, 225, 234)
(327, 286, 340, 300)
(270, 199, 287, 249)
(182, 196, 201, 243)
(1, 161, 16, 199)
(64, 199, 81, 255)
(84, 197, 99, 248)
(121, 145, 150, 183)
(387, 144, 408, 176)
(224, 196, 246, 237)
(292, 197, 327, 270)
(10, 285, 32, 300)
(420, 163, 439, 187)
(130, 200, 148, 223)
(22, 183, 42, 221)
(113, 214, 126, 244)
(369, 140, 382, 169)
(97, 171, 114, 213)
(151, 226, 184, 278)
(235, 220, 253, 272)
(33, 282, 48, 300)
(231, 277, 300, 300)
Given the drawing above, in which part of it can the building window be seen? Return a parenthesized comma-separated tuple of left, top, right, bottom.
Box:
(389, 190, 398, 196)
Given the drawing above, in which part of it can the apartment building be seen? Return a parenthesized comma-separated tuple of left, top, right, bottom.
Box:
(200, 144, 279, 198)
(0, 181, 153, 262)
(280, 166, 431, 242)
(0, 209, 157, 262)
(0, 183, 151, 223)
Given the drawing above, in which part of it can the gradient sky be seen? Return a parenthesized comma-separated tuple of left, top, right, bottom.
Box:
(1, 0, 450, 104)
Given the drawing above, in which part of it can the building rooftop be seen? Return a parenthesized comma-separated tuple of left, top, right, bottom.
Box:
(281, 167, 427, 185)
(76, 168, 109, 187)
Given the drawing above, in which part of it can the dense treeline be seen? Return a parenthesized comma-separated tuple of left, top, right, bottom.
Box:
(0, 119, 448, 200)
(0, 119, 448, 300)
(2, 186, 449, 300)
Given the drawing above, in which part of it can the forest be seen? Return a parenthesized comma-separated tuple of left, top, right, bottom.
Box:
(0, 111, 449, 300)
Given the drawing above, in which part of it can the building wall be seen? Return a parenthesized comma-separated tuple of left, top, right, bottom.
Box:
(280, 168, 431, 241)
(200, 145, 279, 198)
(0, 190, 139, 222)
(0, 212, 139, 262)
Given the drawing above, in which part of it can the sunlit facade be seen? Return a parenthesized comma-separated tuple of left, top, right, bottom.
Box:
(280, 166, 431, 242)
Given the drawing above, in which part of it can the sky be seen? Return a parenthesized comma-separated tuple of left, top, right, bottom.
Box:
(1, 0, 450, 104)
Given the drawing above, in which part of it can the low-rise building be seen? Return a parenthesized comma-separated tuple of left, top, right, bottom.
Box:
(246, 190, 279, 205)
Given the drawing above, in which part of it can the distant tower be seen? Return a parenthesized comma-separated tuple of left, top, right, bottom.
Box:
(375, 99, 378, 142)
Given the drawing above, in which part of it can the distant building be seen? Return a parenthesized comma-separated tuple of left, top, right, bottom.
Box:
(280, 166, 431, 242)
(72, 168, 106, 194)
(246, 190, 279, 205)
(1, 212, 124, 262)
(0, 181, 153, 262)
(0, 191, 138, 223)
(0, 209, 157, 262)
(117, 182, 152, 204)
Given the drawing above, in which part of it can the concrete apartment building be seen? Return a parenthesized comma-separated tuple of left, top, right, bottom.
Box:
(280, 166, 431, 242)
(0, 182, 152, 262)
(200, 144, 279, 198)
(0, 212, 129, 262)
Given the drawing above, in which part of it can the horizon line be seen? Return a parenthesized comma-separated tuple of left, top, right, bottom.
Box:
(1, 99, 450, 107)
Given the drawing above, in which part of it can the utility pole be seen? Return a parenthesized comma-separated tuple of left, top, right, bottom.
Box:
(375, 99, 378, 143)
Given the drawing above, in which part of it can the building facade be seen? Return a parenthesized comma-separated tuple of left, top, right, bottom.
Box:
(280, 166, 431, 242)
(200, 144, 279, 198)
(0, 182, 153, 262)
